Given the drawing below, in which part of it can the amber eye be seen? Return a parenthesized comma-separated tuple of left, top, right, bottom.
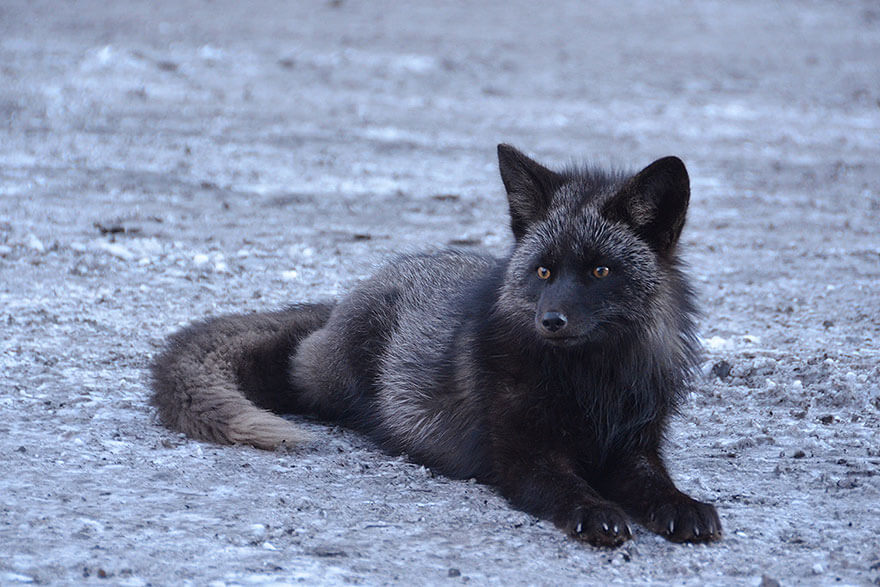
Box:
(592, 266, 610, 279)
(536, 266, 551, 280)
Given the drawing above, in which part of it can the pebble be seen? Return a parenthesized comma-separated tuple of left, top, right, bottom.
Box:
(312, 545, 347, 557)
(0, 244, 12, 257)
(97, 241, 135, 260)
(26, 234, 45, 252)
(704, 336, 732, 350)
(811, 562, 824, 575)
(752, 357, 777, 373)
(0, 571, 35, 583)
(248, 523, 267, 539)
(710, 360, 732, 380)
(199, 44, 225, 61)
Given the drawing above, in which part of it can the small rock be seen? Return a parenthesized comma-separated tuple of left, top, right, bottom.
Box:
(199, 44, 224, 61)
(26, 234, 45, 253)
(704, 336, 732, 350)
(793, 450, 806, 459)
(93, 222, 126, 235)
(0, 572, 35, 584)
(811, 562, 824, 575)
(759, 575, 781, 587)
(97, 241, 135, 260)
(312, 545, 347, 557)
(710, 360, 732, 380)
(0, 244, 12, 257)
(752, 356, 777, 374)
(448, 568, 461, 577)
(249, 524, 267, 539)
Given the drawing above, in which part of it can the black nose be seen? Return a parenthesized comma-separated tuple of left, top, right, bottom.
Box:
(541, 311, 568, 333)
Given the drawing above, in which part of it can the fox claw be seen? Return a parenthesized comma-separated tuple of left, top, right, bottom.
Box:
(567, 505, 632, 548)
(643, 496, 722, 543)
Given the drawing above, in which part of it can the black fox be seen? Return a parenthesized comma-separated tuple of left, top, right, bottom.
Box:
(151, 144, 721, 547)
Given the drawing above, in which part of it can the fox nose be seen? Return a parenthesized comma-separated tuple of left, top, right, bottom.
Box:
(540, 311, 568, 333)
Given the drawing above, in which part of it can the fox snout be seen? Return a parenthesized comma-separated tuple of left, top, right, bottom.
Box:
(535, 307, 597, 346)
(539, 311, 568, 334)
(534, 278, 582, 341)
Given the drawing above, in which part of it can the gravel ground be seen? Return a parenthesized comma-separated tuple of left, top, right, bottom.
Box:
(1, 0, 879, 584)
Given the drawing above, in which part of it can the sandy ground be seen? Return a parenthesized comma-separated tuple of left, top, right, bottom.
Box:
(1, 0, 879, 584)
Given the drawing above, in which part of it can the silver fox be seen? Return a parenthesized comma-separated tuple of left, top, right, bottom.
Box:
(151, 144, 722, 547)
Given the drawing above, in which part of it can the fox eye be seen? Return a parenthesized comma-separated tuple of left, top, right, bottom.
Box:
(536, 266, 551, 280)
(592, 266, 610, 279)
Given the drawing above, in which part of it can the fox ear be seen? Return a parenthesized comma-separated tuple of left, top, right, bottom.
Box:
(498, 144, 563, 240)
(604, 156, 690, 253)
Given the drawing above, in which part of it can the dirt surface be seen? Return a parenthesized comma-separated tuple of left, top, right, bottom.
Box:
(2, 0, 879, 584)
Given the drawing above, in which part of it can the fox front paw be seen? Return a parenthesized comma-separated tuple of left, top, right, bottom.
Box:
(644, 496, 721, 543)
(566, 504, 633, 548)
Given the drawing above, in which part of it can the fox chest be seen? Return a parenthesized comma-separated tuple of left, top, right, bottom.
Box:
(491, 375, 663, 465)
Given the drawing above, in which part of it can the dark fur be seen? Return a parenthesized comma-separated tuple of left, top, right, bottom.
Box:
(151, 145, 721, 546)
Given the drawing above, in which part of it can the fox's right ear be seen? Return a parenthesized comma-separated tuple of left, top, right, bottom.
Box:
(498, 144, 563, 240)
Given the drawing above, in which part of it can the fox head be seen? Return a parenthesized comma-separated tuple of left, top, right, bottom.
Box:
(495, 144, 692, 347)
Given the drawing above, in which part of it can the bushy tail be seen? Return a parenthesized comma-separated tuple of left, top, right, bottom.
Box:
(150, 303, 334, 450)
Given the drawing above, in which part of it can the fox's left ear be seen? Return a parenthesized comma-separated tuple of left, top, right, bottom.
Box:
(603, 156, 690, 253)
